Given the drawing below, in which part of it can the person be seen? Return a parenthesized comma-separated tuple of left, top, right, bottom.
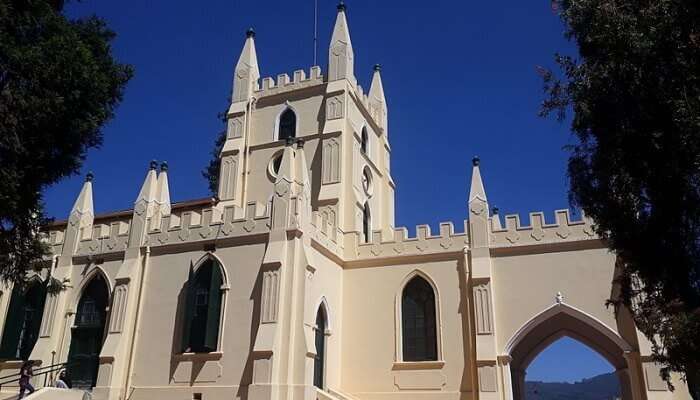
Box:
(18, 361, 35, 398)
(55, 369, 69, 389)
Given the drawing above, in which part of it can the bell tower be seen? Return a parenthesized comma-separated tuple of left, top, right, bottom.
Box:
(218, 1, 395, 241)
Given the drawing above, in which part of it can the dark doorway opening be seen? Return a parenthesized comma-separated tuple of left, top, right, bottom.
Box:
(67, 275, 109, 390)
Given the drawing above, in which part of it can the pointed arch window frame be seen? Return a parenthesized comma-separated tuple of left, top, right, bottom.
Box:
(273, 103, 300, 142)
(0, 274, 48, 361)
(394, 270, 445, 369)
(360, 126, 370, 157)
(362, 201, 371, 243)
(70, 266, 113, 329)
(180, 253, 230, 355)
(312, 297, 332, 390)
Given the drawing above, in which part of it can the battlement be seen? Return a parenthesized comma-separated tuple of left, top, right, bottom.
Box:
(490, 209, 598, 247)
(255, 66, 323, 98)
(45, 201, 271, 258)
(351, 221, 470, 260)
(145, 201, 270, 248)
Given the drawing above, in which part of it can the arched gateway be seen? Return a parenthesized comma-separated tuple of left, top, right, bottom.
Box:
(505, 302, 636, 400)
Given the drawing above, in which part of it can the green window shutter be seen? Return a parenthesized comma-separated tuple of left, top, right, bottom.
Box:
(204, 263, 223, 351)
(181, 264, 195, 353)
(0, 286, 26, 359)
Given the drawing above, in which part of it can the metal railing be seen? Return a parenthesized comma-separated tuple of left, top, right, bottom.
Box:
(0, 361, 75, 390)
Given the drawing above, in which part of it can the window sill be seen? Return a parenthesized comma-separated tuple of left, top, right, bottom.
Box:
(173, 351, 223, 362)
(392, 360, 445, 370)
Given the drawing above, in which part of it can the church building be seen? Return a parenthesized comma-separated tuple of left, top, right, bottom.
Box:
(0, 3, 693, 400)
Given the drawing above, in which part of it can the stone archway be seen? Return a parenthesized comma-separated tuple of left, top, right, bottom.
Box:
(504, 302, 642, 400)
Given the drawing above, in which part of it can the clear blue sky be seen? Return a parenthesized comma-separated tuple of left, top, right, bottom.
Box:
(45, 0, 613, 382)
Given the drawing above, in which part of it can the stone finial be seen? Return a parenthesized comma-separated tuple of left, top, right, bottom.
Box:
(337, 1, 346, 11)
(135, 162, 158, 205)
(296, 138, 305, 149)
(556, 291, 564, 304)
(328, 0, 354, 81)
(232, 24, 261, 103)
(85, 171, 94, 182)
(492, 206, 499, 215)
(155, 160, 171, 216)
(72, 173, 94, 216)
(373, 64, 381, 72)
(285, 137, 295, 147)
(369, 62, 388, 129)
(469, 156, 487, 204)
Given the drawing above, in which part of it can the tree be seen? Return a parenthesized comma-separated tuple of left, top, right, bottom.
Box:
(203, 110, 227, 197)
(540, 0, 700, 397)
(0, 0, 133, 289)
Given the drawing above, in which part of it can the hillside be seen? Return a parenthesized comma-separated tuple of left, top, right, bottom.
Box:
(525, 372, 621, 400)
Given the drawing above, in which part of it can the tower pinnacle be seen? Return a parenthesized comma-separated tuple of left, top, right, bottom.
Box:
(232, 27, 260, 103)
(328, 1, 354, 82)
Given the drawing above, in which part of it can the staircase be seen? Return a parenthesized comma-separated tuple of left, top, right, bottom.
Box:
(24, 388, 89, 399)
(317, 388, 362, 400)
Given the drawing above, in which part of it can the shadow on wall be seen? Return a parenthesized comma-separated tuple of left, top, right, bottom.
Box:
(235, 261, 263, 400)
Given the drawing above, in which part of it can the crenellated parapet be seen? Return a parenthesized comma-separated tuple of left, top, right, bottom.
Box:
(490, 209, 598, 247)
(75, 220, 131, 256)
(144, 201, 271, 247)
(255, 66, 323, 99)
(348, 221, 470, 260)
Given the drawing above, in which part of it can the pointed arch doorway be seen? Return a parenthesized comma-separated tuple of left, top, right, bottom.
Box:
(67, 273, 110, 390)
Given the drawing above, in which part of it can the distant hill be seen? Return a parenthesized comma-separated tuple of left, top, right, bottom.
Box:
(525, 372, 621, 400)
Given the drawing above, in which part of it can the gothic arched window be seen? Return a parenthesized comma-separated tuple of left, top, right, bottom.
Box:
(278, 108, 297, 141)
(401, 276, 438, 361)
(0, 281, 47, 360)
(313, 305, 327, 389)
(182, 259, 224, 353)
(362, 202, 371, 243)
(360, 127, 369, 155)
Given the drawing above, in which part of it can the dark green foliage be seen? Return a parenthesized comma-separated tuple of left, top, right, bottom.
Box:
(525, 372, 620, 400)
(203, 110, 228, 196)
(541, 0, 700, 396)
(0, 0, 132, 286)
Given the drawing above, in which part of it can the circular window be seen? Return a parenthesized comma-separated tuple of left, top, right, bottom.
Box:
(362, 167, 373, 196)
(268, 152, 283, 180)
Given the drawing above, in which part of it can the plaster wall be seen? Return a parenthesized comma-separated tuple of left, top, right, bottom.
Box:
(341, 258, 473, 399)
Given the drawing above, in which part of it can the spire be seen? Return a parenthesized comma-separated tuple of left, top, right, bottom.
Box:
(232, 27, 260, 103)
(155, 161, 171, 216)
(468, 156, 487, 204)
(328, 2, 354, 82)
(368, 64, 387, 129)
(135, 160, 158, 206)
(71, 172, 94, 218)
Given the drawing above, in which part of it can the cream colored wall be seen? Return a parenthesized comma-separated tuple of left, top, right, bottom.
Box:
(249, 87, 325, 147)
(341, 258, 473, 399)
(129, 242, 266, 395)
(491, 248, 618, 353)
(306, 248, 344, 390)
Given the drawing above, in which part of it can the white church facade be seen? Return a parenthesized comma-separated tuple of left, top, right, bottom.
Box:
(0, 3, 693, 400)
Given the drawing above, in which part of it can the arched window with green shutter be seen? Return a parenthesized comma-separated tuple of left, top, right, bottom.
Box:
(181, 258, 224, 353)
(0, 280, 47, 360)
